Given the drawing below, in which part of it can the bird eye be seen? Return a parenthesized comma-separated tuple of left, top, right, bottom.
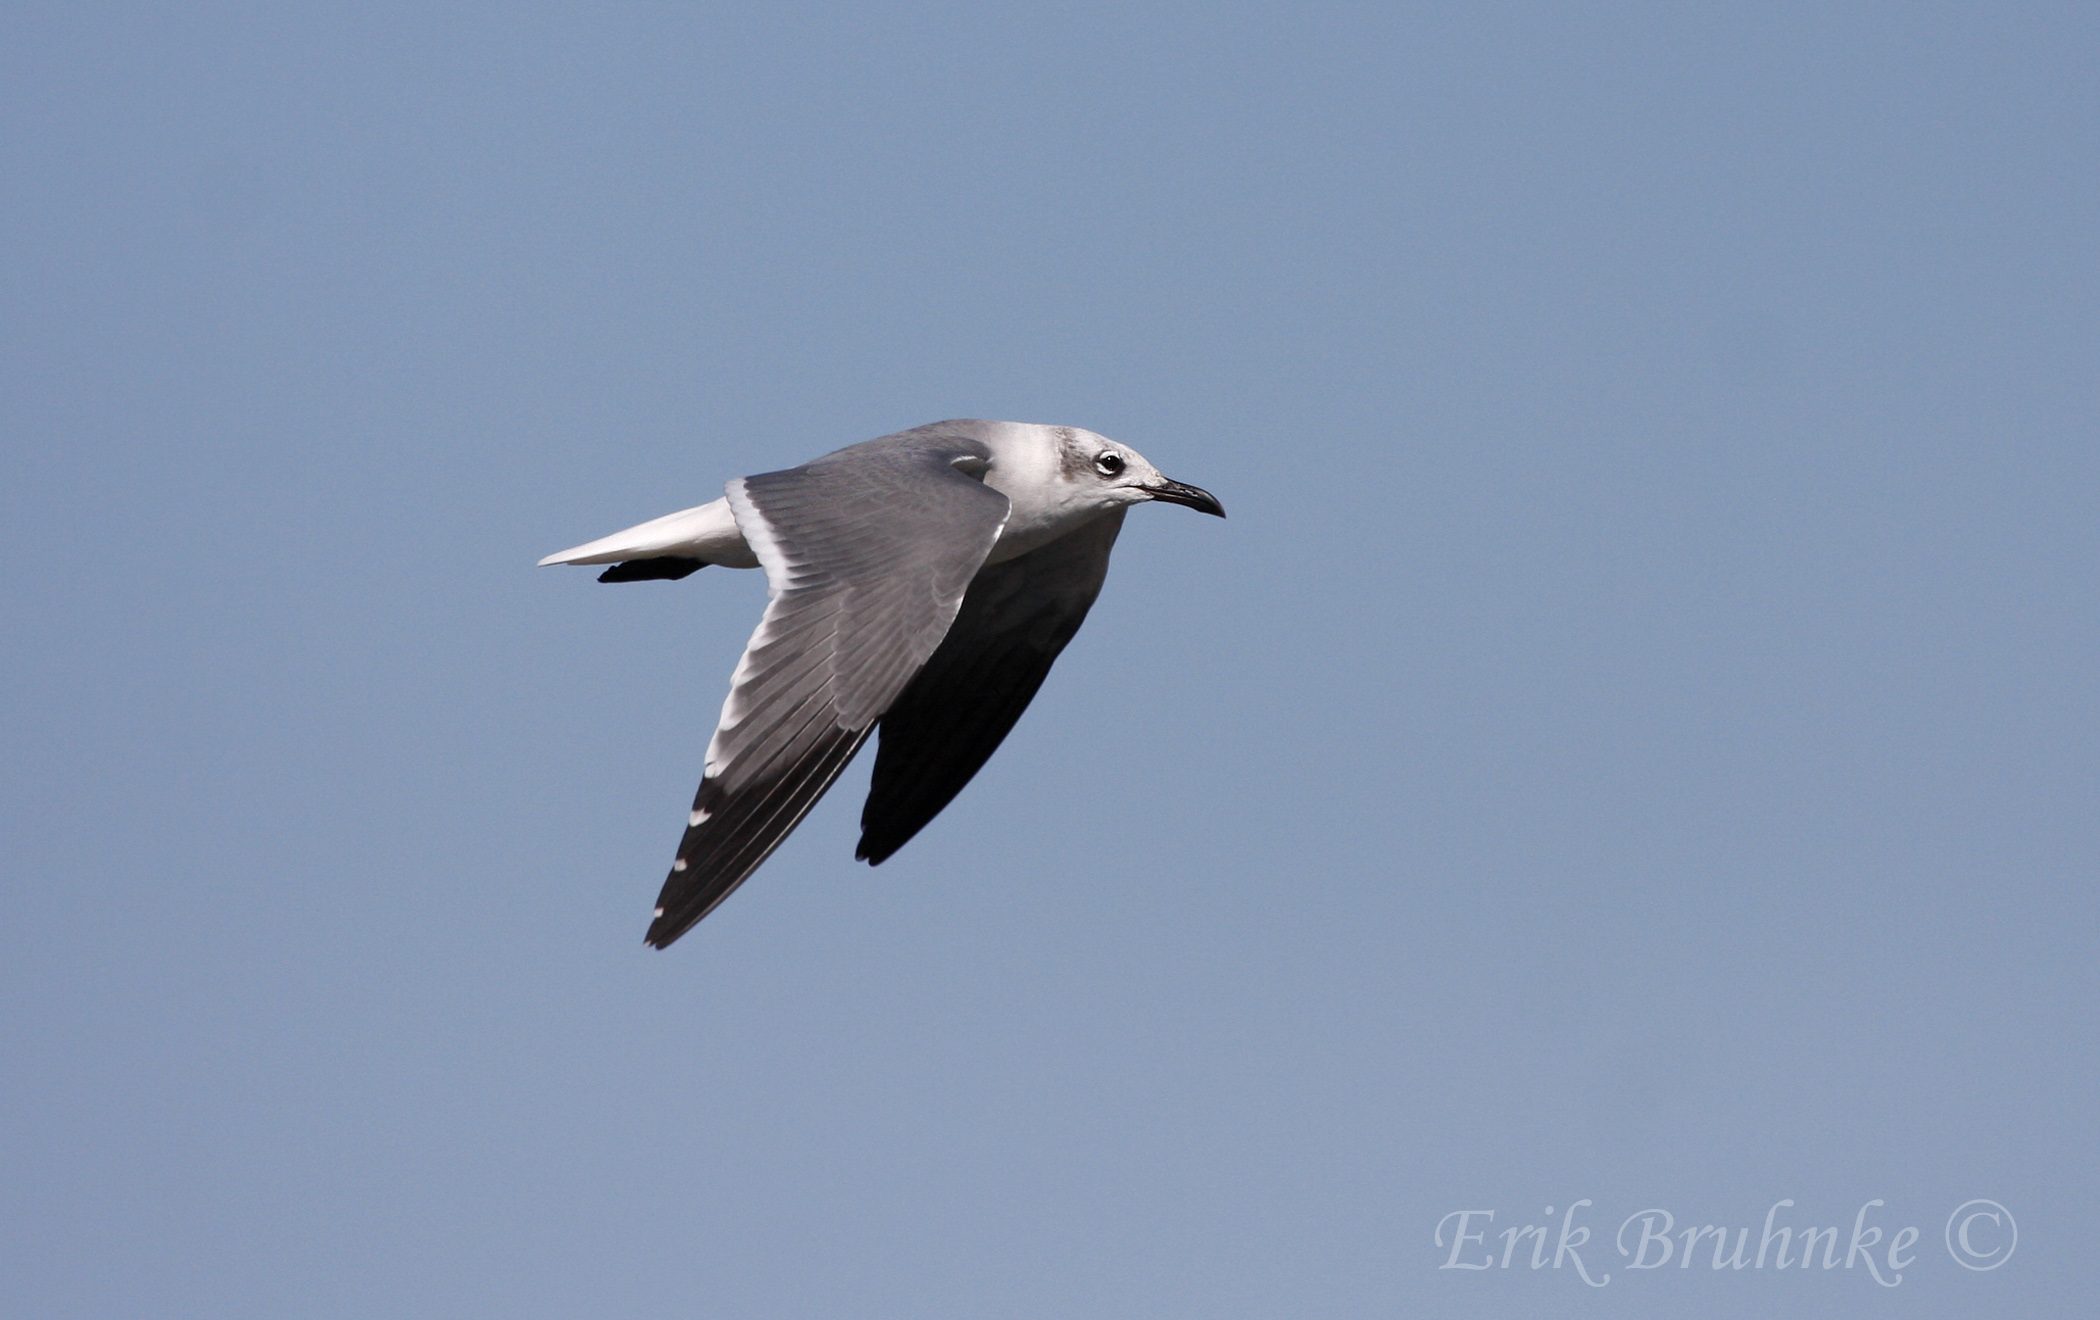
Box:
(1094, 452, 1126, 476)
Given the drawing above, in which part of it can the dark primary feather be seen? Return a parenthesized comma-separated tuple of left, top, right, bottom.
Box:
(644, 429, 1011, 948)
(645, 725, 872, 943)
(597, 556, 708, 582)
(857, 508, 1126, 864)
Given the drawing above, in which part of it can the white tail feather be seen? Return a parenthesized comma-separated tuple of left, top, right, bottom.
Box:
(537, 495, 758, 568)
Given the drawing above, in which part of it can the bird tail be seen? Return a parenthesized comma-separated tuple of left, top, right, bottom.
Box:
(537, 496, 757, 570)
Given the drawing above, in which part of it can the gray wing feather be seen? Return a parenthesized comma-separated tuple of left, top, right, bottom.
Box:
(645, 434, 1010, 948)
(857, 508, 1126, 865)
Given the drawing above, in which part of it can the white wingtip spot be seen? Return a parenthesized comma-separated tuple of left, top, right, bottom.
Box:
(653, 906, 665, 917)
(672, 858, 688, 872)
(689, 809, 710, 827)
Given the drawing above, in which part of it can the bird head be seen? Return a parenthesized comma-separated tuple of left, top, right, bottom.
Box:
(1055, 427, 1226, 518)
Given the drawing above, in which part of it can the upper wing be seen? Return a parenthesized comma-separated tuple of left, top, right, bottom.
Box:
(855, 508, 1127, 865)
(644, 436, 1010, 948)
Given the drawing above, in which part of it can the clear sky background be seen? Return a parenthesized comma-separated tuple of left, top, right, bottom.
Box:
(3, 3, 2094, 1317)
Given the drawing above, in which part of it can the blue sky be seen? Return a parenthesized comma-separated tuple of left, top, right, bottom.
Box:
(3, 3, 2094, 1316)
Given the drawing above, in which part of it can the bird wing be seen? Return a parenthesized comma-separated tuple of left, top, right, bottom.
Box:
(856, 507, 1127, 865)
(645, 436, 1010, 948)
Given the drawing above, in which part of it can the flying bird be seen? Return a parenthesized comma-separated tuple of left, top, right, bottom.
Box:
(540, 420, 1225, 949)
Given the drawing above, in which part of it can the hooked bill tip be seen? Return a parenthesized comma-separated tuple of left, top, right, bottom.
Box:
(1147, 478, 1226, 518)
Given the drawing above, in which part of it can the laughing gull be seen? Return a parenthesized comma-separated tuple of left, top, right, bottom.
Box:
(541, 419, 1225, 949)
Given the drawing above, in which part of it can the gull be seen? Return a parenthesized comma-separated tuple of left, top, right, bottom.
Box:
(540, 420, 1225, 949)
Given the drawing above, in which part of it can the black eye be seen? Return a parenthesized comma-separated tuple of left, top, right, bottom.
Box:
(1094, 452, 1125, 476)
